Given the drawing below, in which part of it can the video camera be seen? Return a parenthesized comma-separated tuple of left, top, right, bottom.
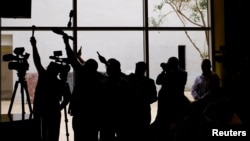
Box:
(49, 50, 70, 73)
(49, 50, 69, 65)
(160, 62, 170, 71)
(3, 47, 30, 72)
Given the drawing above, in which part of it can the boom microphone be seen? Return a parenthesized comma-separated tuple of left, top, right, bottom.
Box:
(52, 28, 65, 35)
(67, 10, 74, 28)
(52, 28, 74, 40)
(32, 25, 36, 37)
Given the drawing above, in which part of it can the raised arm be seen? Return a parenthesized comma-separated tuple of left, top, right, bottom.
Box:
(30, 36, 45, 73)
(191, 76, 200, 100)
(62, 34, 82, 69)
(97, 51, 108, 66)
(76, 46, 85, 64)
(156, 71, 166, 85)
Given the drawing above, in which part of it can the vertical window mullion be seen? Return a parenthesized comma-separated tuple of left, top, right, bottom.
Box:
(143, 0, 150, 77)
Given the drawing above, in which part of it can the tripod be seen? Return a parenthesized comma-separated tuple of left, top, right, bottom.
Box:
(8, 70, 33, 119)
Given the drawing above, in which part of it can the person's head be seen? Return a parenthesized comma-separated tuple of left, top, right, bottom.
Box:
(83, 58, 98, 73)
(106, 58, 121, 77)
(201, 59, 211, 74)
(167, 56, 179, 70)
(135, 61, 147, 76)
(46, 61, 61, 76)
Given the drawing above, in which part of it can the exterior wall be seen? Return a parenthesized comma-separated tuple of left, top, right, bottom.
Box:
(1, 46, 13, 100)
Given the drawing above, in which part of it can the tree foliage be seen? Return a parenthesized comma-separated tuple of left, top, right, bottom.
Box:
(149, 0, 208, 59)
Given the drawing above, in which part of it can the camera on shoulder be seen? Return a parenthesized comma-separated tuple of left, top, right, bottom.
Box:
(160, 62, 170, 71)
(49, 50, 69, 64)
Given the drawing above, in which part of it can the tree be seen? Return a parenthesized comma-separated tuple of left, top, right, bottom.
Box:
(149, 0, 208, 59)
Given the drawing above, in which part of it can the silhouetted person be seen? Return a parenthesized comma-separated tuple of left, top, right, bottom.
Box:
(190, 59, 222, 124)
(63, 34, 104, 141)
(97, 51, 128, 79)
(127, 61, 157, 141)
(30, 36, 70, 141)
(152, 56, 190, 141)
(231, 57, 250, 135)
(99, 58, 133, 141)
(191, 59, 220, 101)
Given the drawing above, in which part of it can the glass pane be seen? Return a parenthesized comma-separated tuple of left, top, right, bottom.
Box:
(2, 0, 72, 27)
(148, 0, 209, 27)
(149, 31, 209, 101)
(76, 31, 144, 74)
(78, 0, 143, 27)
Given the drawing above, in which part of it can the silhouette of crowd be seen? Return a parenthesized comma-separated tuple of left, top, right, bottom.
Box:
(26, 32, 247, 141)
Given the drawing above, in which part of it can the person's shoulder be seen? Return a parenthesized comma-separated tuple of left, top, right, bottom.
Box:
(127, 73, 135, 78)
(97, 71, 106, 76)
(148, 78, 156, 86)
(98, 72, 108, 81)
(178, 68, 187, 75)
(211, 71, 219, 78)
(146, 77, 155, 82)
(195, 74, 203, 79)
(120, 75, 130, 82)
(211, 71, 218, 75)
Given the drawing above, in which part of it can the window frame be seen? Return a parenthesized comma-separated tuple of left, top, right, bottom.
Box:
(0, 0, 212, 114)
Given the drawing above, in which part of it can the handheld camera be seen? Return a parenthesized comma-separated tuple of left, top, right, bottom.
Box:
(49, 50, 71, 74)
(49, 50, 69, 65)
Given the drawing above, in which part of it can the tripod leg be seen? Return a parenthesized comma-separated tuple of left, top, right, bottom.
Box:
(64, 107, 69, 141)
(20, 82, 26, 115)
(22, 80, 33, 117)
(8, 81, 19, 115)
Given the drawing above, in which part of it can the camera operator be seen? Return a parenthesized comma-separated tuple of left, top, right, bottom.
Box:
(152, 56, 190, 141)
(62, 34, 105, 141)
(30, 36, 70, 141)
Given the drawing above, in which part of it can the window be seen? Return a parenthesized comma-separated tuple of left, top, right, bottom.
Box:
(1, 0, 210, 134)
